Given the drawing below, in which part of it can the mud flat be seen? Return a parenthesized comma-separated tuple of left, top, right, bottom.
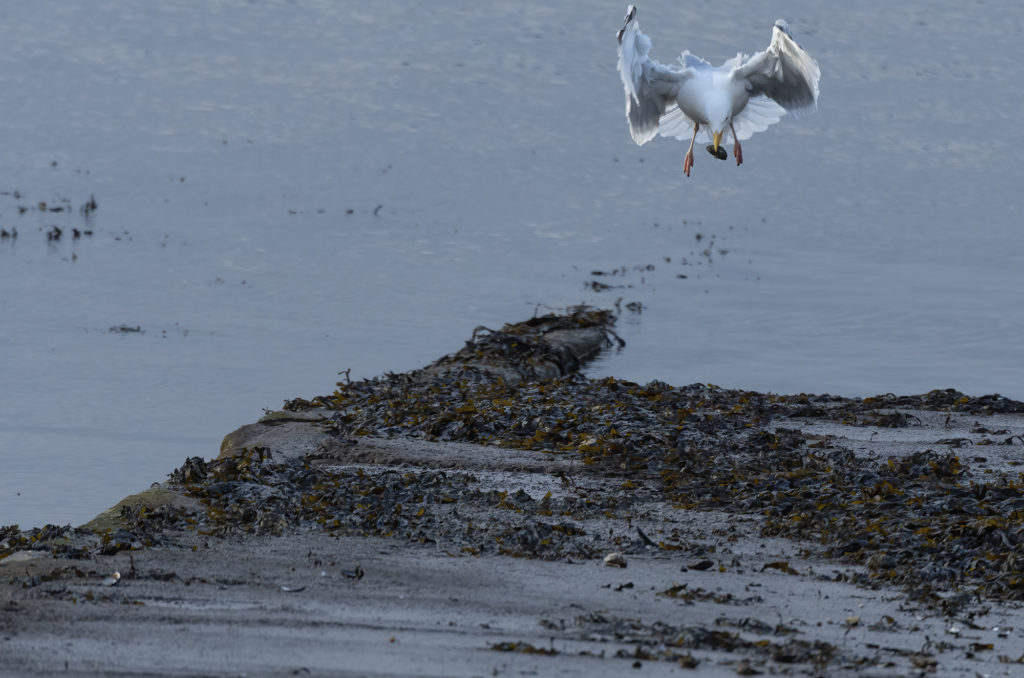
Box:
(5, 309, 1024, 677)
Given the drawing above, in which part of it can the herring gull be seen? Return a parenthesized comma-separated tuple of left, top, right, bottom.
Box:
(616, 5, 820, 176)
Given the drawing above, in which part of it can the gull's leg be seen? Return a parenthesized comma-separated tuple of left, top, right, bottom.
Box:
(683, 122, 699, 177)
(730, 122, 743, 166)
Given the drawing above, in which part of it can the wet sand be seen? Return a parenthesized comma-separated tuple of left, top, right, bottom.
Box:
(1, 526, 1002, 678)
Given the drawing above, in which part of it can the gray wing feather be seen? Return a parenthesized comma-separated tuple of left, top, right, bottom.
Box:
(617, 7, 691, 145)
(733, 20, 820, 113)
(657, 104, 698, 141)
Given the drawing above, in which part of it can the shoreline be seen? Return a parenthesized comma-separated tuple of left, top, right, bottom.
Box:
(5, 309, 1024, 676)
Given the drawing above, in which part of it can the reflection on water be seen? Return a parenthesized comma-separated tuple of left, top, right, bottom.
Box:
(1, 1, 1022, 528)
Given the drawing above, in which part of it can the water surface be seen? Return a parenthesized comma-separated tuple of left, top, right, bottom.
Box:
(2, 1, 1022, 528)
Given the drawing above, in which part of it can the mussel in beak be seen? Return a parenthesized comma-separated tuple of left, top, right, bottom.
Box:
(706, 145, 728, 161)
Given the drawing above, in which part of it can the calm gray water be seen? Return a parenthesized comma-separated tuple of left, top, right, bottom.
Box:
(2, 1, 1022, 529)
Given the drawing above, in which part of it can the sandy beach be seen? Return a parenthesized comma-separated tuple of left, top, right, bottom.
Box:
(7, 524, 1021, 678)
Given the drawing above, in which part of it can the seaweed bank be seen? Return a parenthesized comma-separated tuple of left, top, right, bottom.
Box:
(5, 309, 1024, 676)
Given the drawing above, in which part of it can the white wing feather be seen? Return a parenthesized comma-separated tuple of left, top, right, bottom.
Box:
(656, 104, 697, 141)
(728, 96, 785, 141)
(616, 7, 692, 145)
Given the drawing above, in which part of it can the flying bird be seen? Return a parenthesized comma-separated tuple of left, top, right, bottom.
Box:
(616, 5, 820, 176)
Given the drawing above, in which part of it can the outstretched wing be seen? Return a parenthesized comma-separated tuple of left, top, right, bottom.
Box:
(617, 6, 692, 145)
(732, 20, 820, 114)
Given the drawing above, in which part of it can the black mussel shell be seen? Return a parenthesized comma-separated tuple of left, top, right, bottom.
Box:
(705, 144, 728, 161)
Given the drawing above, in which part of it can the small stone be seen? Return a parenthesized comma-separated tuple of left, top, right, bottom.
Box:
(604, 552, 627, 568)
(735, 659, 761, 675)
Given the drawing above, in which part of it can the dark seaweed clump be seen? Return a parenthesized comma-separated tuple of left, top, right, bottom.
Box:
(0, 524, 81, 559)
(426, 307, 622, 381)
(313, 361, 1024, 605)
(571, 612, 836, 668)
(285, 307, 621, 408)
(0, 523, 154, 561)
(158, 449, 619, 560)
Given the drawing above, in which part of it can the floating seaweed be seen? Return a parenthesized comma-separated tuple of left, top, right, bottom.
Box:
(80, 194, 98, 216)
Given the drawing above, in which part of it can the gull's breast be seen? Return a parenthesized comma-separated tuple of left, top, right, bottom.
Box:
(676, 76, 713, 125)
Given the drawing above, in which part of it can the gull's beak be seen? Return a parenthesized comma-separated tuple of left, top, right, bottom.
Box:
(712, 131, 723, 152)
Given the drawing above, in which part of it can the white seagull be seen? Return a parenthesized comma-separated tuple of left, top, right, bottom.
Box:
(616, 5, 820, 176)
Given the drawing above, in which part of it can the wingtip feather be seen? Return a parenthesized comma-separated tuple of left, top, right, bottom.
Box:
(617, 5, 637, 44)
